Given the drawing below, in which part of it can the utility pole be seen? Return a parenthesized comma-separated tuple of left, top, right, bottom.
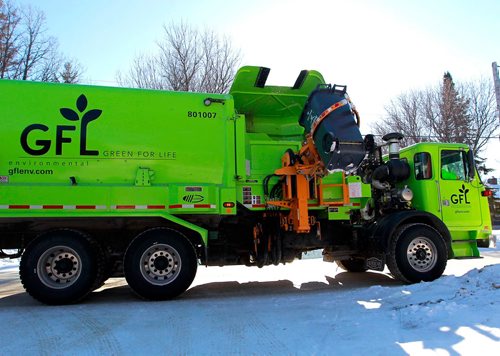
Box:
(493, 62, 500, 122)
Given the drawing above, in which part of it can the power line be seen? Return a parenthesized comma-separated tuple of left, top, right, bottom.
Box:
(369, 134, 499, 140)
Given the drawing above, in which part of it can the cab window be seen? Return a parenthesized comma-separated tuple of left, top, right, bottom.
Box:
(414, 152, 432, 180)
(441, 150, 466, 180)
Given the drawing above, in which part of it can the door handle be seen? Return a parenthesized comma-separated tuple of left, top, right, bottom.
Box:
(436, 180, 441, 212)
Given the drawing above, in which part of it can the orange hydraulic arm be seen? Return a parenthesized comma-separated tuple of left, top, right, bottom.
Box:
(266, 87, 360, 234)
(267, 134, 326, 233)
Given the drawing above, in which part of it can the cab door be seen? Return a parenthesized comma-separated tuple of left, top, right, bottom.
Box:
(439, 149, 482, 228)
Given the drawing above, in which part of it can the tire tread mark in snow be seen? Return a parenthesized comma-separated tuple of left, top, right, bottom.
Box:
(69, 310, 123, 354)
(205, 301, 290, 352)
(245, 315, 289, 352)
(25, 309, 61, 355)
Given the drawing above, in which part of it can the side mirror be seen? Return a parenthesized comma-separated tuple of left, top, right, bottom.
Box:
(467, 149, 476, 181)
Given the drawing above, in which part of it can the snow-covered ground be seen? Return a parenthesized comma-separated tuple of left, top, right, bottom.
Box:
(0, 233, 499, 355)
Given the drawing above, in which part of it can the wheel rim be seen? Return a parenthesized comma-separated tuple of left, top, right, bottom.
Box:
(140, 243, 182, 286)
(406, 236, 438, 272)
(37, 246, 82, 289)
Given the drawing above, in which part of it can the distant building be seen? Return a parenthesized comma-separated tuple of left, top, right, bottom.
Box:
(485, 177, 499, 198)
(487, 177, 498, 185)
(485, 177, 500, 226)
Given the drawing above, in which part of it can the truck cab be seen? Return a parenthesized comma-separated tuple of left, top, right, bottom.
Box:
(399, 142, 492, 256)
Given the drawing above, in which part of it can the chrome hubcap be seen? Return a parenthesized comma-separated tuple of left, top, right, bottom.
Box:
(406, 237, 437, 272)
(140, 244, 181, 285)
(37, 246, 81, 289)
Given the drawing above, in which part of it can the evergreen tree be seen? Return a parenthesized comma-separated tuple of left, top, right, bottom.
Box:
(59, 61, 80, 83)
(435, 72, 469, 143)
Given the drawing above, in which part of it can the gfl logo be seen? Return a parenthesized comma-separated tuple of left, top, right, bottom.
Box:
(20, 94, 101, 156)
(451, 184, 470, 205)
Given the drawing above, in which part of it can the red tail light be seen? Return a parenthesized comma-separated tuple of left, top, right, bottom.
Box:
(482, 189, 493, 197)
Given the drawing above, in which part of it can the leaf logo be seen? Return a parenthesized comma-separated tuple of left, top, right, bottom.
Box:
(452, 184, 471, 205)
(60, 94, 102, 123)
(58, 94, 102, 156)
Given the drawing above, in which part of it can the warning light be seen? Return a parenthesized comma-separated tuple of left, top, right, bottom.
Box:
(223, 202, 235, 208)
(482, 189, 493, 197)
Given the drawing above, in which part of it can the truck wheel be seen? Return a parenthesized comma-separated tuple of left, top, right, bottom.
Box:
(387, 223, 447, 283)
(20, 230, 100, 305)
(124, 228, 197, 300)
(335, 258, 367, 272)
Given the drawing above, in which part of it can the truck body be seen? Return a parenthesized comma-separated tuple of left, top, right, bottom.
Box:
(0, 66, 492, 304)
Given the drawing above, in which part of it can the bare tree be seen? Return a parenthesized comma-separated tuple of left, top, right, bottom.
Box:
(372, 73, 499, 158)
(0, 1, 84, 82)
(35, 42, 62, 82)
(460, 78, 499, 154)
(116, 53, 167, 89)
(157, 22, 202, 91)
(14, 5, 56, 80)
(119, 22, 241, 93)
(373, 90, 429, 147)
(0, 0, 20, 78)
(199, 29, 240, 93)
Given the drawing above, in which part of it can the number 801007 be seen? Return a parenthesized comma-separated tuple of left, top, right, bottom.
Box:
(187, 111, 217, 119)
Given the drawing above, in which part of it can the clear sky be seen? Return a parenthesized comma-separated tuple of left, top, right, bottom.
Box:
(14, 0, 500, 174)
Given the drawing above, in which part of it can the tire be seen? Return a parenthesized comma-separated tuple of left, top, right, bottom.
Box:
(335, 258, 367, 272)
(124, 228, 198, 300)
(89, 239, 107, 291)
(387, 223, 447, 283)
(20, 230, 100, 305)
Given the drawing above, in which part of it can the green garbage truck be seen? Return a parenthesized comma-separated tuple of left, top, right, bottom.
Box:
(0, 66, 492, 304)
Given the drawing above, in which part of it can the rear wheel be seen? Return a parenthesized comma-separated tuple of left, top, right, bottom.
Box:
(387, 223, 447, 283)
(20, 230, 100, 305)
(335, 258, 367, 272)
(124, 228, 198, 300)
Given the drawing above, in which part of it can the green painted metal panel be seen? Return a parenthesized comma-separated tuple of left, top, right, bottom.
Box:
(1, 80, 234, 185)
(230, 66, 325, 139)
(399, 142, 492, 257)
(0, 79, 237, 231)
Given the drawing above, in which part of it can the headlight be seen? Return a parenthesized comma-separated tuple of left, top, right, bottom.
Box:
(398, 187, 413, 202)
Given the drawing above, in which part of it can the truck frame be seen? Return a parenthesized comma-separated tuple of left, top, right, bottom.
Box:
(0, 66, 492, 304)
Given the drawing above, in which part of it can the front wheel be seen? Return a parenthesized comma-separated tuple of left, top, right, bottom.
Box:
(387, 223, 448, 283)
(124, 228, 198, 300)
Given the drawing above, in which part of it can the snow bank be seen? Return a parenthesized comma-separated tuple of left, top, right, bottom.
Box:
(356, 264, 500, 354)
